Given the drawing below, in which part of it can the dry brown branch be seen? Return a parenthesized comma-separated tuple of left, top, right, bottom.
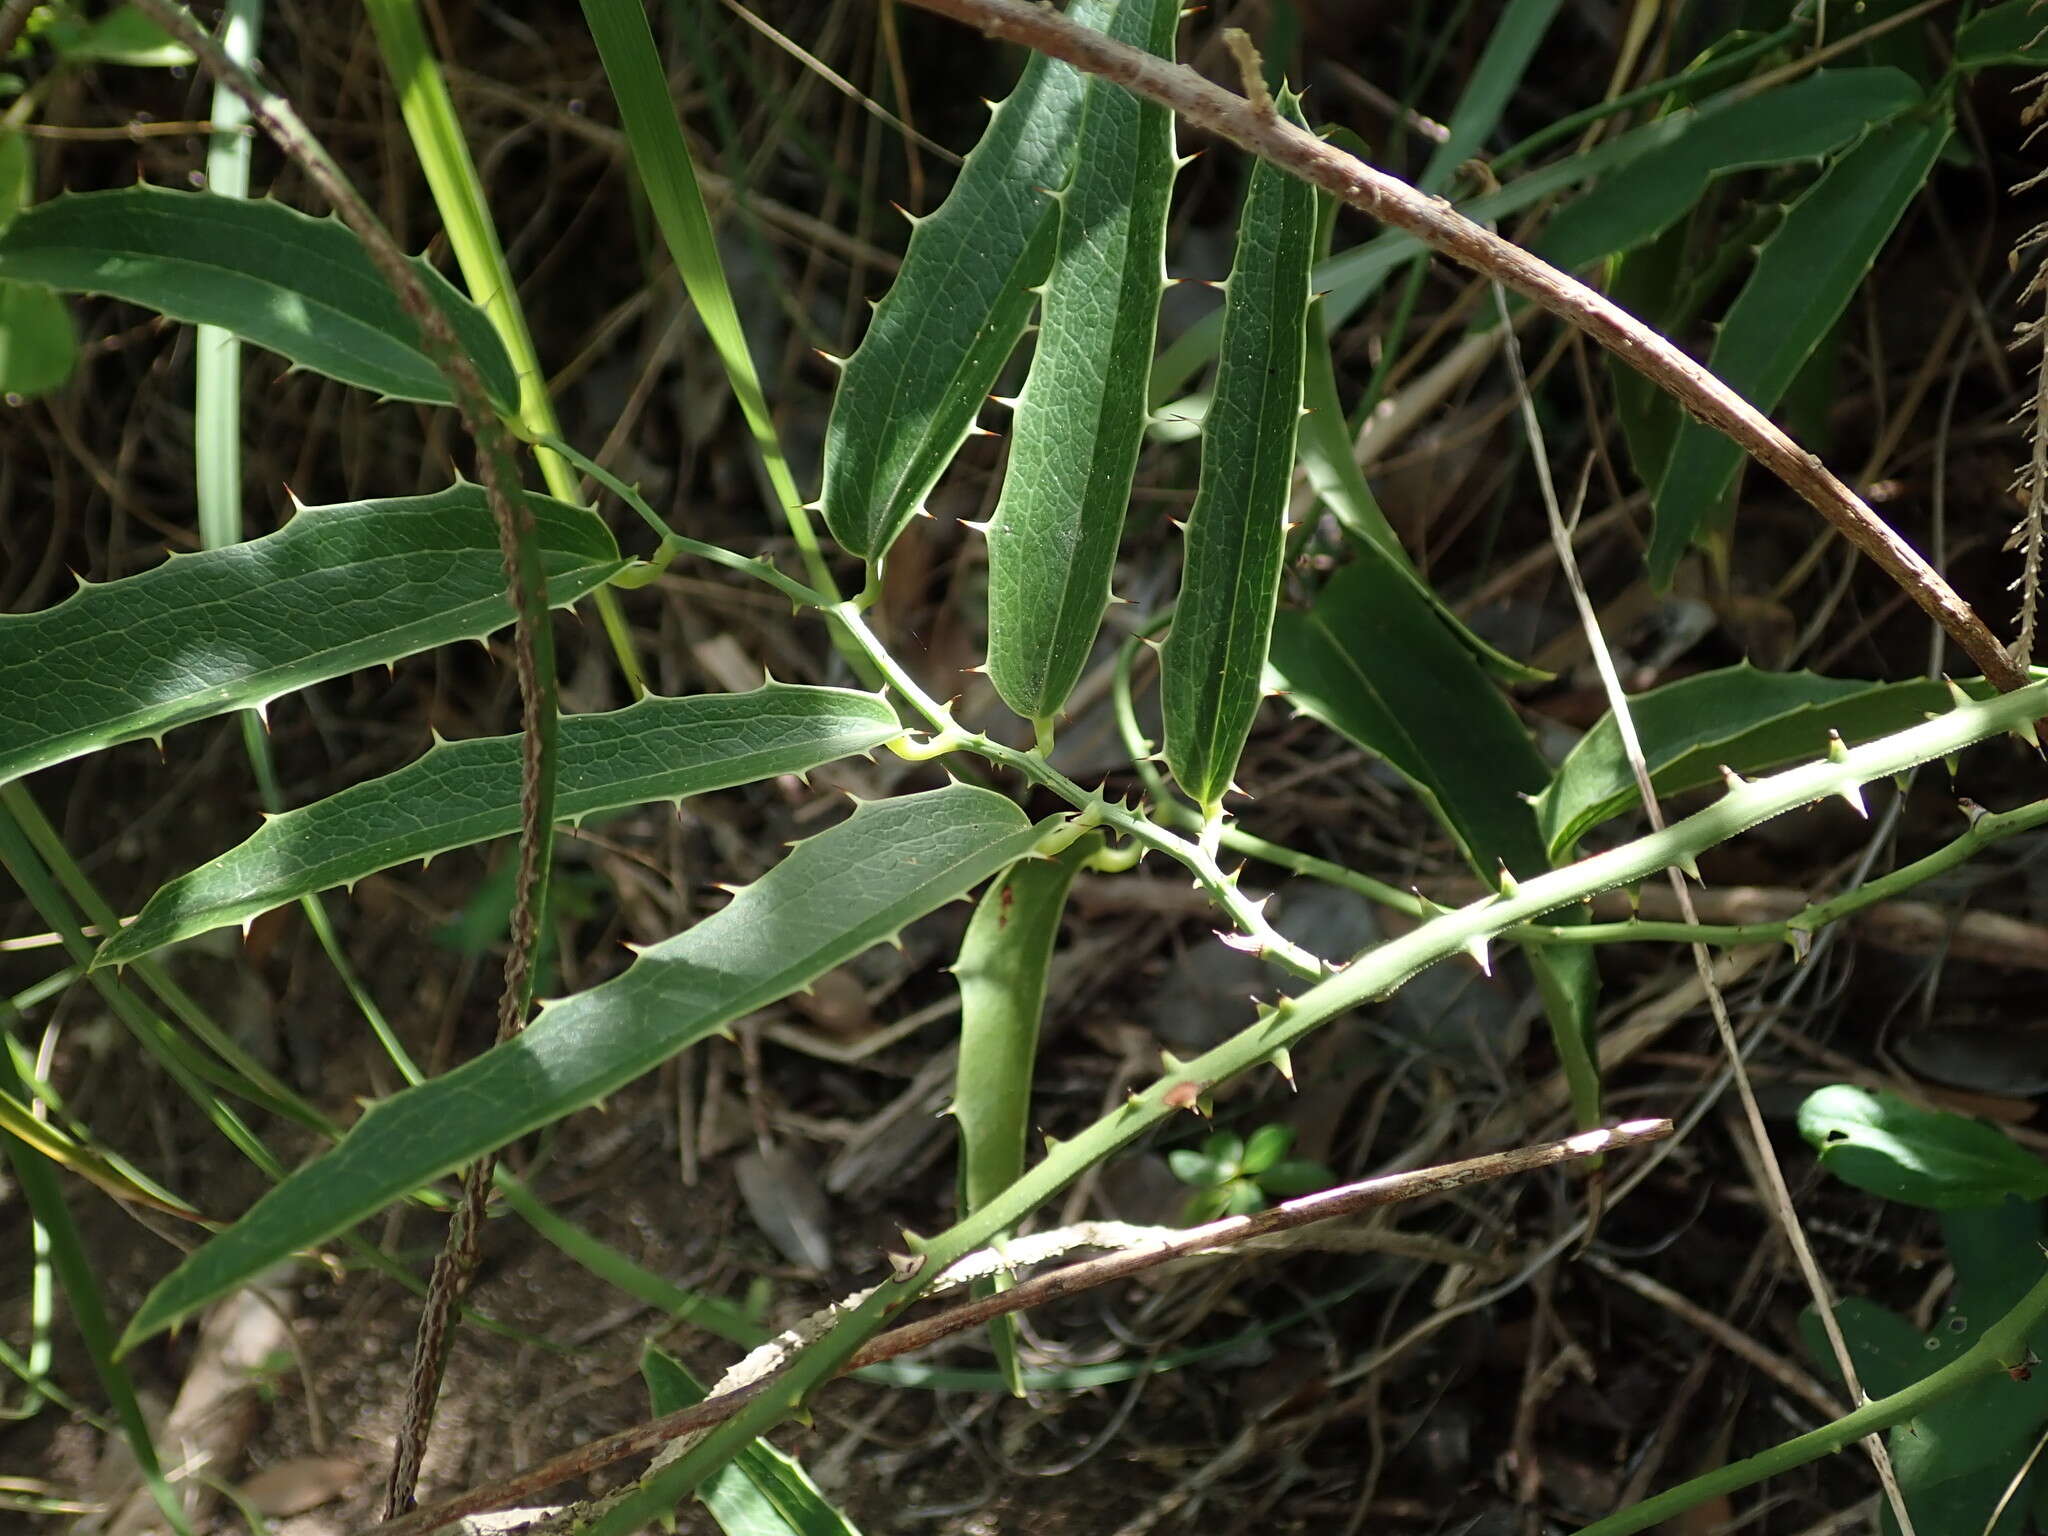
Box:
(894, 0, 2025, 692)
(360, 1119, 1673, 1536)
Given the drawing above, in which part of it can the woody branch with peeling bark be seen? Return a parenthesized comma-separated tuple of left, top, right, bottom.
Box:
(360, 1119, 1673, 1536)
(896, 0, 2027, 693)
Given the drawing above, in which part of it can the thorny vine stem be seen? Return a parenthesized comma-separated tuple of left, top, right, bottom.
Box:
(127, 1, 560, 1517)
(894, 0, 2026, 693)
(481, 677, 2048, 1534)
(556, 435, 1334, 978)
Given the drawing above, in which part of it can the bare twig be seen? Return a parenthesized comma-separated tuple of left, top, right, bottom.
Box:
(125, 1, 560, 1518)
(894, 0, 2025, 692)
(359, 1120, 1673, 1536)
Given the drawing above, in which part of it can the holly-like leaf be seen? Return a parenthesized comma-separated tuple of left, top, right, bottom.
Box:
(0, 186, 519, 407)
(118, 785, 1046, 1350)
(0, 485, 622, 787)
(97, 685, 903, 966)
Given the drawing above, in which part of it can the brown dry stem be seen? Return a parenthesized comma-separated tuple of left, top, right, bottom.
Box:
(360, 1119, 1672, 1536)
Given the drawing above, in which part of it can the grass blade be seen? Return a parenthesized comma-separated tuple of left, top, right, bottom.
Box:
(363, 0, 647, 696)
(984, 0, 1178, 736)
(1645, 110, 1950, 581)
(1161, 88, 1317, 821)
(820, 0, 1112, 564)
(0, 185, 517, 407)
(0, 485, 621, 786)
(952, 832, 1099, 1394)
(97, 685, 903, 966)
(118, 784, 1046, 1350)
(578, 0, 832, 598)
(0, 1026, 192, 1533)
(1536, 68, 1920, 271)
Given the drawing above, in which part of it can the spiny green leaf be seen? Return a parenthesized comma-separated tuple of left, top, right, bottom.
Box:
(96, 685, 903, 967)
(0, 485, 622, 788)
(1799, 1085, 2048, 1209)
(1535, 664, 1966, 861)
(819, 0, 1112, 563)
(119, 784, 1048, 1351)
(1267, 561, 1550, 877)
(984, 0, 1178, 731)
(1152, 0, 1571, 403)
(0, 185, 519, 407)
(953, 832, 1098, 1395)
(1161, 88, 1316, 819)
(1645, 110, 1950, 583)
(1955, 0, 2048, 69)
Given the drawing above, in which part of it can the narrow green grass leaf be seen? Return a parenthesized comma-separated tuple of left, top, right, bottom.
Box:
(643, 1347, 863, 1536)
(0, 185, 518, 407)
(0, 1050, 192, 1534)
(820, 0, 1111, 563)
(1645, 110, 1949, 583)
(96, 685, 901, 967)
(1536, 69, 1920, 271)
(364, 0, 650, 699)
(1536, 665, 1961, 861)
(1268, 561, 1549, 876)
(1161, 90, 1316, 818)
(1153, 66, 1911, 409)
(984, 0, 1178, 732)
(0, 485, 621, 787)
(118, 785, 1046, 1350)
(579, 0, 835, 603)
(1411, 0, 1564, 194)
(496, 1173, 766, 1346)
(953, 833, 1099, 1395)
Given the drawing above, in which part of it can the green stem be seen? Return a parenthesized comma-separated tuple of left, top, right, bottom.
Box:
(585, 677, 2048, 1527)
(827, 603, 1330, 978)
(546, 437, 1331, 977)
(1577, 1264, 2048, 1536)
(1111, 623, 1421, 914)
(1516, 797, 2048, 950)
